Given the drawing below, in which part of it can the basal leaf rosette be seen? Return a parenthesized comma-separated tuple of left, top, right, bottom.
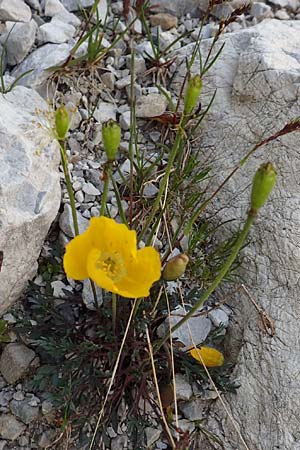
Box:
(63, 217, 161, 298)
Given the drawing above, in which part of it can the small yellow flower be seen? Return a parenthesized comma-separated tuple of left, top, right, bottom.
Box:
(63, 217, 161, 298)
(189, 346, 224, 367)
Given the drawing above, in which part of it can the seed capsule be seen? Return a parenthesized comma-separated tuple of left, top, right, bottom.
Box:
(102, 119, 121, 161)
(184, 74, 202, 115)
(251, 162, 277, 211)
(162, 253, 189, 281)
(55, 105, 69, 140)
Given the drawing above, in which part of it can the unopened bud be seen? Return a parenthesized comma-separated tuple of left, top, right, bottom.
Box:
(189, 346, 224, 367)
(162, 253, 189, 281)
(251, 162, 277, 211)
(55, 105, 69, 140)
(102, 119, 121, 161)
(184, 74, 202, 115)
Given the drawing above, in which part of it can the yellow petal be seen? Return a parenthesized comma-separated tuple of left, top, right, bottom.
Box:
(116, 247, 161, 298)
(63, 228, 93, 280)
(87, 248, 119, 294)
(189, 347, 224, 367)
(89, 217, 137, 259)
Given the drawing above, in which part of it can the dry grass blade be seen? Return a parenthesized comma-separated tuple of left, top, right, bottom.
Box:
(177, 287, 252, 450)
(145, 325, 176, 448)
(89, 299, 138, 450)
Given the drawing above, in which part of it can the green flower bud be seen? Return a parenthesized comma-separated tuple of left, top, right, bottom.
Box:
(251, 162, 277, 211)
(102, 119, 121, 161)
(184, 74, 202, 115)
(55, 105, 69, 140)
(162, 253, 189, 281)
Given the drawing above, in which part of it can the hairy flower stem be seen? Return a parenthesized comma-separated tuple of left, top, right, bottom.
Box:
(112, 293, 117, 334)
(139, 117, 186, 243)
(58, 141, 79, 235)
(155, 211, 256, 351)
(58, 140, 99, 308)
(100, 163, 111, 216)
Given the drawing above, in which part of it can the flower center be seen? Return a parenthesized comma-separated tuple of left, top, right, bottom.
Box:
(95, 251, 127, 282)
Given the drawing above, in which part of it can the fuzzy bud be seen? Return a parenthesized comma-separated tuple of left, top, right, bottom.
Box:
(102, 119, 121, 161)
(184, 74, 202, 115)
(55, 105, 69, 140)
(162, 253, 189, 281)
(189, 346, 224, 367)
(251, 162, 277, 211)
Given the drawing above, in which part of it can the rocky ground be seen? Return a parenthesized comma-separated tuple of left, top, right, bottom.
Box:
(0, 0, 300, 449)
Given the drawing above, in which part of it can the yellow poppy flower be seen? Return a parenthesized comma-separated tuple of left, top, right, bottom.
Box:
(189, 346, 224, 367)
(63, 217, 161, 298)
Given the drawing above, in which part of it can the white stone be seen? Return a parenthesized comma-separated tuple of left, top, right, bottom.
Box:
(250, 2, 273, 18)
(44, 0, 68, 16)
(145, 427, 161, 447)
(136, 94, 168, 118)
(175, 373, 193, 401)
(275, 9, 290, 19)
(0, 0, 31, 22)
(0, 414, 26, 441)
(208, 309, 229, 328)
(119, 111, 131, 130)
(174, 19, 300, 450)
(157, 305, 212, 350)
(0, 344, 36, 384)
(51, 280, 72, 297)
(59, 203, 89, 238)
(12, 42, 73, 88)
(38, 19, 76, 44)
(149, 0, 206, 15)
(0, 86, 60, 314)
(0, 20, 37, 65)
(93, 102, 117, 123)
(82, 182, 100, 196)
(60, 0, 94, 11)
(52, 10, 81, 26)
(180, 398, 206, 421)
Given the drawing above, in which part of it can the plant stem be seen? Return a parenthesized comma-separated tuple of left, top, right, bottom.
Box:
(139, 116, 186, 242)
(112, 293, 117, 334)
(100, 162, 111, 216)
(58, 140, 100, 309)
(58, 140, 79, 236)
(156, 211, 256, 351)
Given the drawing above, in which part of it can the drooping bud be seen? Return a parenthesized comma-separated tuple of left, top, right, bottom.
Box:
(162, 253, 189, 281)
(102, 119, 121, 161)
(250, 162, 277, 211)
(189, 346, 224, 367)
(55, 105, 69, 140)
(184, 74, 202, 115)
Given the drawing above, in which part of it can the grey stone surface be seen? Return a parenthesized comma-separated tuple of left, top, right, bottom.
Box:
(149, 0, 207, 15)
(60, 0, 94, 11)
(174, 19, 300, 450)
(135, 93, 168, 118)
(0, 86, 60, 314)
(44, 0, 68, 16)
(10, 398, 39, 424)
(0, 414, 26, 441)
(12, 42, 73, 88)
(175, 373, 193, 401)
(59, 203, 89, 238)
(0, 19, 37, 65)
(0, 0, 31, 22)
(82, 279, 103, 311)
(38, 18, 76, 44)
(0, 344, 36, 384)
(157, 305, 212, 350)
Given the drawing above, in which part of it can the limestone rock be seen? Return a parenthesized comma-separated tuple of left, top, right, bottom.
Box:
(0, 344, 36, 384)
(174, 19, 300, 450)
(135, 93, 168, 118)
(44, 0, 68, 16)
(60, 0, 94, 11)
(38, 18, 76, 44)
(10, 398, 39, 424)
(149, 0, 207, 15)
(0, 0, 31, 22)
(0, 19, 37, 65)
(157, 305, 212, 350)
(0, 414, 26, 441)
(59, 203, 89, 238)
(12, 42, 73, 88)
(149, 13, 178, 30)
(0, 86, 60, 314)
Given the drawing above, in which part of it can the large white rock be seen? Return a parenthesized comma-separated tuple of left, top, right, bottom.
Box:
(173, 19, 300, 450)
(0, 19, 37, 65)
(0, 0, 31, 22)
(0, 86, 60, 315)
